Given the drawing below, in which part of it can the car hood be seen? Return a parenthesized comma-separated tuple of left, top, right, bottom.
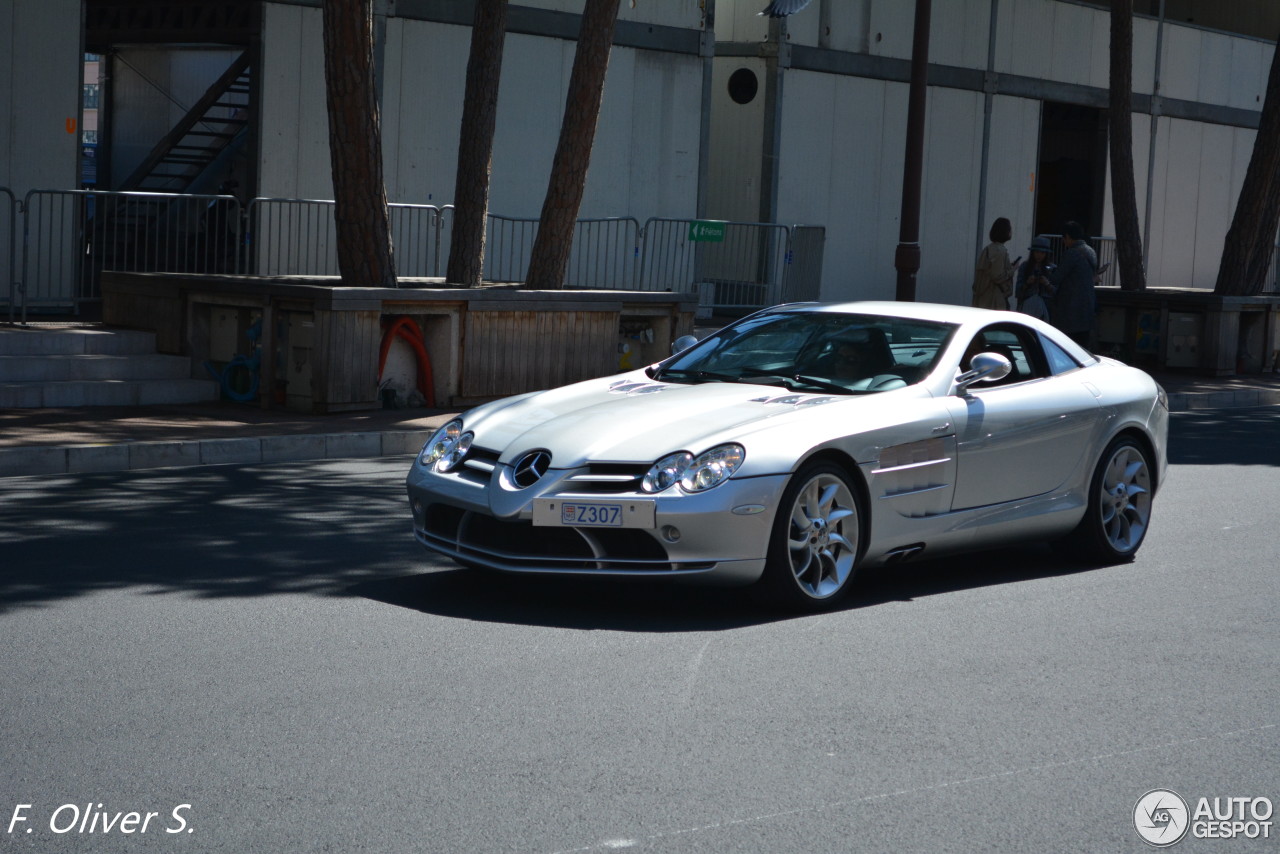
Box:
(466, 372, 859, 465)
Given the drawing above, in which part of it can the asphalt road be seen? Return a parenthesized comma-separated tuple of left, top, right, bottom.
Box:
(1, 407, 1277, 853)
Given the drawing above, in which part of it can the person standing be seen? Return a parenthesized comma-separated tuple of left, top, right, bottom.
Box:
(1015, 235, 1055, 321)
(972, 217, 1017, 310)
(1048, 221, 1098, 349)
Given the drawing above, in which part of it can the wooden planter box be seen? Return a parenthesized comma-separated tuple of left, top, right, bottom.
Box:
(102, 273, 697, 412)
(1094, 287, 1280, 376)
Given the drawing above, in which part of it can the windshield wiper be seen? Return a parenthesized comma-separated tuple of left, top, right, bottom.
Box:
(789, 375, 859, 394)
(656, 368, 744, 384)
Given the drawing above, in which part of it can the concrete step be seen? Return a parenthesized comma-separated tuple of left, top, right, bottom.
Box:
(0, 326, 158, 356)
(0, 378, 220, 408)
(0, 353, 194, 382)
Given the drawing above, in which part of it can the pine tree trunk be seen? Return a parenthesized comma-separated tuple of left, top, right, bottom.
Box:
(447, 0, 508, 288)
(524, 0, 622, 290)
(1108, 0, 1145, 291)
(1215, 28, 1280, 296)
(322, 0, 396, 287)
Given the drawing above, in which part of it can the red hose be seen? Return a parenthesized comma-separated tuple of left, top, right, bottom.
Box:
(378, 316, 435, 408)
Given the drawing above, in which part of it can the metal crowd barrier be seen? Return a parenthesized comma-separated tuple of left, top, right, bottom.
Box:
(1041, 233, 1118, 288)
(5, 188, 828, 319)
(484, 215, 640, 288)
(1, 187, 16, 322)
(639, 218, 794, 312)
(19, 189, 241, 317)
(246, 197, 451, 278)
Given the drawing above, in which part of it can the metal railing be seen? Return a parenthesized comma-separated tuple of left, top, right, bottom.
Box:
(245, 197, 451, 278)
(18, 189, 241, 318)
(1, 189, 827, 318)
(1041, 233, 1118, 287)
(484, 215, 641, 288)
(639, 218, 798, 312)
(1, 187, 16, 322)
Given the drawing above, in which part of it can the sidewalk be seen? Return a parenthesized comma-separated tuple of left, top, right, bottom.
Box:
(0, 402, 457, 477)
(1, 370, 1278, 478)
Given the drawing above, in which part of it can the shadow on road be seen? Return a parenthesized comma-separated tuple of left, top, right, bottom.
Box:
(1168, 406, 1280, 466)
(349, 543, 1099, 632)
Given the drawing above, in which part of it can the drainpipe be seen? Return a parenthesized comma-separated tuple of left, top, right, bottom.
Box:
(895, 0, 932, 301)
(1142, 0, 1165, 273)
(696, 0, 715, 219)
(759, 16, 788, 227)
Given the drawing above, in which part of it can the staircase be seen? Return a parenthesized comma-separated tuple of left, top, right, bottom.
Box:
(0, 326, 219, 408)
(119, 50, 253, 193)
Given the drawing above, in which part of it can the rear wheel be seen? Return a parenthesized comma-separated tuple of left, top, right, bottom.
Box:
(758, 462, 864, 611)
(1070, 435, 1153, 563)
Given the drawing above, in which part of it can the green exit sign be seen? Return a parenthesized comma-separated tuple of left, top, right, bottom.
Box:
(687, 220, 727, 242)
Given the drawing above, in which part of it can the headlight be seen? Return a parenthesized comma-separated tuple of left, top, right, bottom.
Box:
(641, 444, 745, 493)
(680, 444, 745, 492)
(418, 419, 463, 468)
(436, 431, 473, 472)
(642, 451, 693, 493)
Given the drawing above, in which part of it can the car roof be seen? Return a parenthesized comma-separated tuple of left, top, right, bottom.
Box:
(762, 300, 1095, 364)
(768, 300, 1009, 325)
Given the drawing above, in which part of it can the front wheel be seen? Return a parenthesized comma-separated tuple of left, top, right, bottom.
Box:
(757, 462, 864, 611)
(1070, 435, 1154, 563)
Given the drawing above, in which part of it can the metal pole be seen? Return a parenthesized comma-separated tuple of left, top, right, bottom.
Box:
(895, 0, 932, 302)
(1142, 0, 1165, 273)
(975, 0, 1000, 259)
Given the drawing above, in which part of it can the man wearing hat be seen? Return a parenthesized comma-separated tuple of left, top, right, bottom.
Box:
(1015, 236, 1055, 321)
(1048, 221, 1099, 348)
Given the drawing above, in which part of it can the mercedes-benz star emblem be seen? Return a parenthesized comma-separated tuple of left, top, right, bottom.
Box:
(511, 451, 552, 488)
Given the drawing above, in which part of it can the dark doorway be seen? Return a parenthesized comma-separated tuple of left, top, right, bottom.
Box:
(1035, 101, 1108, 238)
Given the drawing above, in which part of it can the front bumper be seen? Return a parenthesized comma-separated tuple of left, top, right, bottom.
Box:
(406, 461, 787, 586)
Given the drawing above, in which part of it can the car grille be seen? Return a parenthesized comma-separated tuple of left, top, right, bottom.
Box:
(419, 502, 712, 572)
(455, 445, 501, 485)
(562, 462, 649, 494)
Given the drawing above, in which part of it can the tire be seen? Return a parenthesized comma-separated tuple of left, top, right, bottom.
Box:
(1069, 435, 1154, 564)
(757, 462, 864, 611)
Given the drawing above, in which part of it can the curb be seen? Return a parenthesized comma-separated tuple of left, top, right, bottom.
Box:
(0, 430, 432, 478)
(1166, 388, 1280, 411)
(1, 388, 1276, 478)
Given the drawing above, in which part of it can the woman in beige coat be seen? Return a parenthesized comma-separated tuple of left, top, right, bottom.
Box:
(972, 217, 1017, 310)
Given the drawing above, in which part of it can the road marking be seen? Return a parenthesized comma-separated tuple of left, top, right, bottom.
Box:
(550, 722, 1277, 853)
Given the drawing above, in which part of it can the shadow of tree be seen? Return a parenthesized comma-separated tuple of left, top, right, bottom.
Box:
(4, 400, 1263, 619)
(0, 460, 420, 615)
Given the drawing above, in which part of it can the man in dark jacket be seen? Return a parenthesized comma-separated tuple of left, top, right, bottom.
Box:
(1049, 221, 1098, 349)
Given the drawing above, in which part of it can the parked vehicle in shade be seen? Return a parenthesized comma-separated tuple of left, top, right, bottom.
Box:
(407, 301, 1168, 611)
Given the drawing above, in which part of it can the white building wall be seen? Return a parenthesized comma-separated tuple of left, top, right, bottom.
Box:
(260, 2, 704, 222)
(0, 0, 80, 196)
(0, 0, 81, 308)
(719, 0, 1280, 301)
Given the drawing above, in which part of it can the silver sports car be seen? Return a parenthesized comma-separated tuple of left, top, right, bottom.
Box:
(406, 301, 1168, 611)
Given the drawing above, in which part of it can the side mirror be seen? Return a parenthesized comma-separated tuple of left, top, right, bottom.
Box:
(672, 334, 699, 355)
(955, 352, 1012, 392)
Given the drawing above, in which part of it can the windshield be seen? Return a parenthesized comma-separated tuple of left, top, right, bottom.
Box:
(654, 311, 957, 395)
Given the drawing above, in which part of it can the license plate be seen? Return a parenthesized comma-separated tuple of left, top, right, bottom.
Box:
(532, 499, 656, 529)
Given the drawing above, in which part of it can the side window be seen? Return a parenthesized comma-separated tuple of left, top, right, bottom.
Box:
(968, 324, 1049, 386)
(1041, 334, 1083, 375)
